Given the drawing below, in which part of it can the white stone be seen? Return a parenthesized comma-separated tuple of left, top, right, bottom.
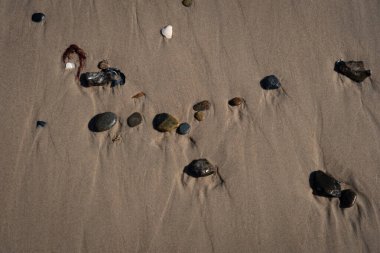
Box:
(65, 62, 75, 70)
(161, 25, 173, 39)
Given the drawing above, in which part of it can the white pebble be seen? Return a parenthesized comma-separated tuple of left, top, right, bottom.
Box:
(161, 25, 173, 39)
(65, 62, 75, 70)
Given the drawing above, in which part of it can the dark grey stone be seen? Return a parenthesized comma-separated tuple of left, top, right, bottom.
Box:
(309, 170, 341, 198)
(177, 123, 191, 135)
(184, 159, 216, 178)
(32, 13, 45, 23)
(334, 60, 371, 83)
(80, 68, 125, 87)
(339, 189, 357, 208)
(88, 112, 117, 132)
(260, 75, 281, 90)
(36, 121, 46, 128)
(127, 112, 142, 127)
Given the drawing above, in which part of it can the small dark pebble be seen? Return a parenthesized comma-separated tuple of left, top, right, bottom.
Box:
(309, 170, 341, 198)
(260, 75, 281, 90)
(36, 121, 46, 128)
(184, 159, 216, 178)
(31, 13, 45, 23)
(334, 60, 371, 83)
(127, 112, 142, 127)
(193, 100, 211, 111)
(339, 189, 357, 208)
(88, 112, 117, 132)
(177, 123, 191, 135)
(194, 111, 205, 121)
(153, 113, 179, 132)
(182, 0, 193, 7)
(228, 97, 244, 106)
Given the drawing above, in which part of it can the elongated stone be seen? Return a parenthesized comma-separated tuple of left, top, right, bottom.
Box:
(309, 170, 341, 198)
(184, 159, 216, 178)
(153, 113, 179, 132)
(228, 97, 244, 106)
(193, 100, 211, 111)
(88, 112, 117, 132)
(334, 60, 371, 83)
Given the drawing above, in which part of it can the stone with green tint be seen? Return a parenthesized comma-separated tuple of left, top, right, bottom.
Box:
(153, 113, 179, 132)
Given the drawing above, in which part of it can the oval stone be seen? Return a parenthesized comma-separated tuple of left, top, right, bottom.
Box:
(309, 170, 341, 198)
(127, 112, 142, 127)
(228, 97, 244, 106)
(88, 112, 117, 132)
(193, 100, 211, 111)
(260, 75, 281, 90)
(184, 159, 216, 178)
(32, 13, 45, 23)
(153, 113, 179, 132)
(339, 189, 357, 208)
(182, 0, 193, 7)
(177, 123, 191, 135)
(194, 111, 205, 121)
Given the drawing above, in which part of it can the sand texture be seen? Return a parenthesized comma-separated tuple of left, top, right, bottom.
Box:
(1, 0, 380, 252)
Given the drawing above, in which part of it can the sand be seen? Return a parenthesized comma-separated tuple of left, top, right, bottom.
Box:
(1, 0, 380, 252)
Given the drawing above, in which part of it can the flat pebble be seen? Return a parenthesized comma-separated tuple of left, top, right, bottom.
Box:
(182, 0, 193, 7)
(88, 112, 117, 132)
(127, 112, 142, 127)
(309, 170, 341, 198)
(339, 189, 357, 208)
(260, 75, 281, 90)
(184, 159, 216, 178)
(36, 121, 46, 128)
(153, 113, 179, 132)
(334, 60, 371, 83)
(228, 97, 244, 106)
(194, 111, 205, 121)
(177, 123, 191, 135)
(193, 100, 211, 111)
(32, 13, 45, 23)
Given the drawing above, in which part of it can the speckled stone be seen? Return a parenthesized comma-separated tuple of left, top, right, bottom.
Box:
(334, 60, 371, 83)
(36, 121, 46, 128)
(309, 170, 341, 198)
(182, 0, 193, 7)
(153, 113, 179, 132)
(260, 75, 281, 90)
(194, 111, 205, 121)
(193, 100, 211, 111)
(127, 112, 142, 127)
(339, 189, 357, 208)
(228, 97, 244, 106)
(177, 123, 191, 135)
(88, 112, 117, 132)
(31, 13, 45, 23)
(184, 159, 216, 178)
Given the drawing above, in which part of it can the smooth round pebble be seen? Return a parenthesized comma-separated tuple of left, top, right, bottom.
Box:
(194, 111, 205, 121)
(339, 189, 357, 208)
(127, 112, 142, 127)
(31, 13, 45, 23)
(88, 112, 117, 132)
(260, 75, 281, 90)
(309, 170, 341, 198)
(193, 100, 211, 111)
(182, 0, 193, 7)
(228, 97, 244, 106)
(184, 159, 216, 178)
(153, 113, 179, 132)
(65, 62, 75, 70)
(177, 123, 191, 135)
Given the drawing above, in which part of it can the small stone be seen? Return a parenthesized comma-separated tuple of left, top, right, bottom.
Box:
(127, 112, 142, 127)
(88, 112, 117, 132)
(184, 159, 216, 178)
(228, 97, 244, 106)
(177, 123, 191, 135)
(260, 75, 281, 90)
(36, 121, 46, 128)
(153, 113, 179, 132)
(309, 170, 341, 198)
(194, 111, 205, 121)
(182, 0, 193, 7)
(132, 92, 146, 99)
(339, 189, 357, 208)
(193, 100, 211, 111)
(334, 60, 371, 83)
(65, 62, 75, 70)
(81, 68, 125, 87)
(98, 60, 110, 70)
(31, 13, 45, 23)
(161, 25, 173, 39)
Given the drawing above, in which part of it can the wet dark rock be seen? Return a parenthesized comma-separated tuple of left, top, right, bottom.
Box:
(97, 60, 110, 70)
(80, 68, 125, 87)
(153, 113, 179, 132)
(309, 170, 341, 198)
(182, 0, 193, 7)
(88, 112, 117, 132)
(339, 189, 357, 208)
(334, 60, 371, 83)
(228, 97, 245, 106)
(31, 13, 45, 23)
(184, 159, 216, 178)
(36, 121, 46, 128)
(177, 123, 191, 135)
(193, 100, 211, 111)
(194, 111, 205, 121)
(260, 75, 281, 90)
(127, 112, 142, 127)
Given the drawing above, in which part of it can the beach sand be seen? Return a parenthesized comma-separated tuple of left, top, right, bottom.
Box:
(0, 0, 380, 252)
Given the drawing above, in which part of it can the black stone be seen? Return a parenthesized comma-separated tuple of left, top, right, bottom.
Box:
(309, 170, 341, 198)
(260, 75, 281, 90)
(127, 112, 142, 127)
(177, 123, 191, 135)
(339, 189, 357, 208)
(31, 13, 45, 23)
(80, 68, 125, 87)
(88, 112, 117, 132)
(36, 121, 46, 128)
(334, 60, 371, 83)
(184, 159, 216, 178)
(193, 100, 211, 111)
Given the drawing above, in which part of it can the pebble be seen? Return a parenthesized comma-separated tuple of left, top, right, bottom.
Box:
(132, 92, 146, 99)
(194, 111, 205, 121)
(184, 159, 216, 178)
(260, 75, 281, 90)
(65, 62, 75, 70)
(182, 0, 193, 7)
(98, 60, 110, 70)
(88, 112, 117, 132)
(31, 13, 45, 23)
(339, 189, 357, 208)
(153, 113, 179, 132)
(228, 97, 244, 106)
(193, 100, 211, 111)
(127, 112, 142, 127)
(309, 170, 341, 198)
(161, 25, 173, 39)
(177, 123, 191, 135)
(334, 60, 371, 83)
(36, 121, 46, 128)
(81, 68, 125, 87)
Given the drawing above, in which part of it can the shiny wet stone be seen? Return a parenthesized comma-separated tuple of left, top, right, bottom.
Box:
(260, 75, 281, 90)
(177, 123, 191, 135)
(184, 159, 216, 178)
(339, 189, 357, 208)
(194, 111, 205, 121)
(193, 100, 211, 111)
(36, 121, 46, 128)
(31, 13, 45, 23)
(228, 97, 244, 106)
(127, 112, 142, 127)
(182, 0, 193, 7)
(153, 113, 179, 132)
(88, 112, 117, 132)
(334, 60, 371, 83)
(80, 68, 125, 87)
(309, 170, 341, 198)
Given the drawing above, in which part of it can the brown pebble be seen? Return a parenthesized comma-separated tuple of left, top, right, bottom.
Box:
(228, 97, 244, 106)
(98, 60, 110, 70)
(132, 92, 146, 99)
(193, 100, 211, 111)
(194, 111, 205, 121)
